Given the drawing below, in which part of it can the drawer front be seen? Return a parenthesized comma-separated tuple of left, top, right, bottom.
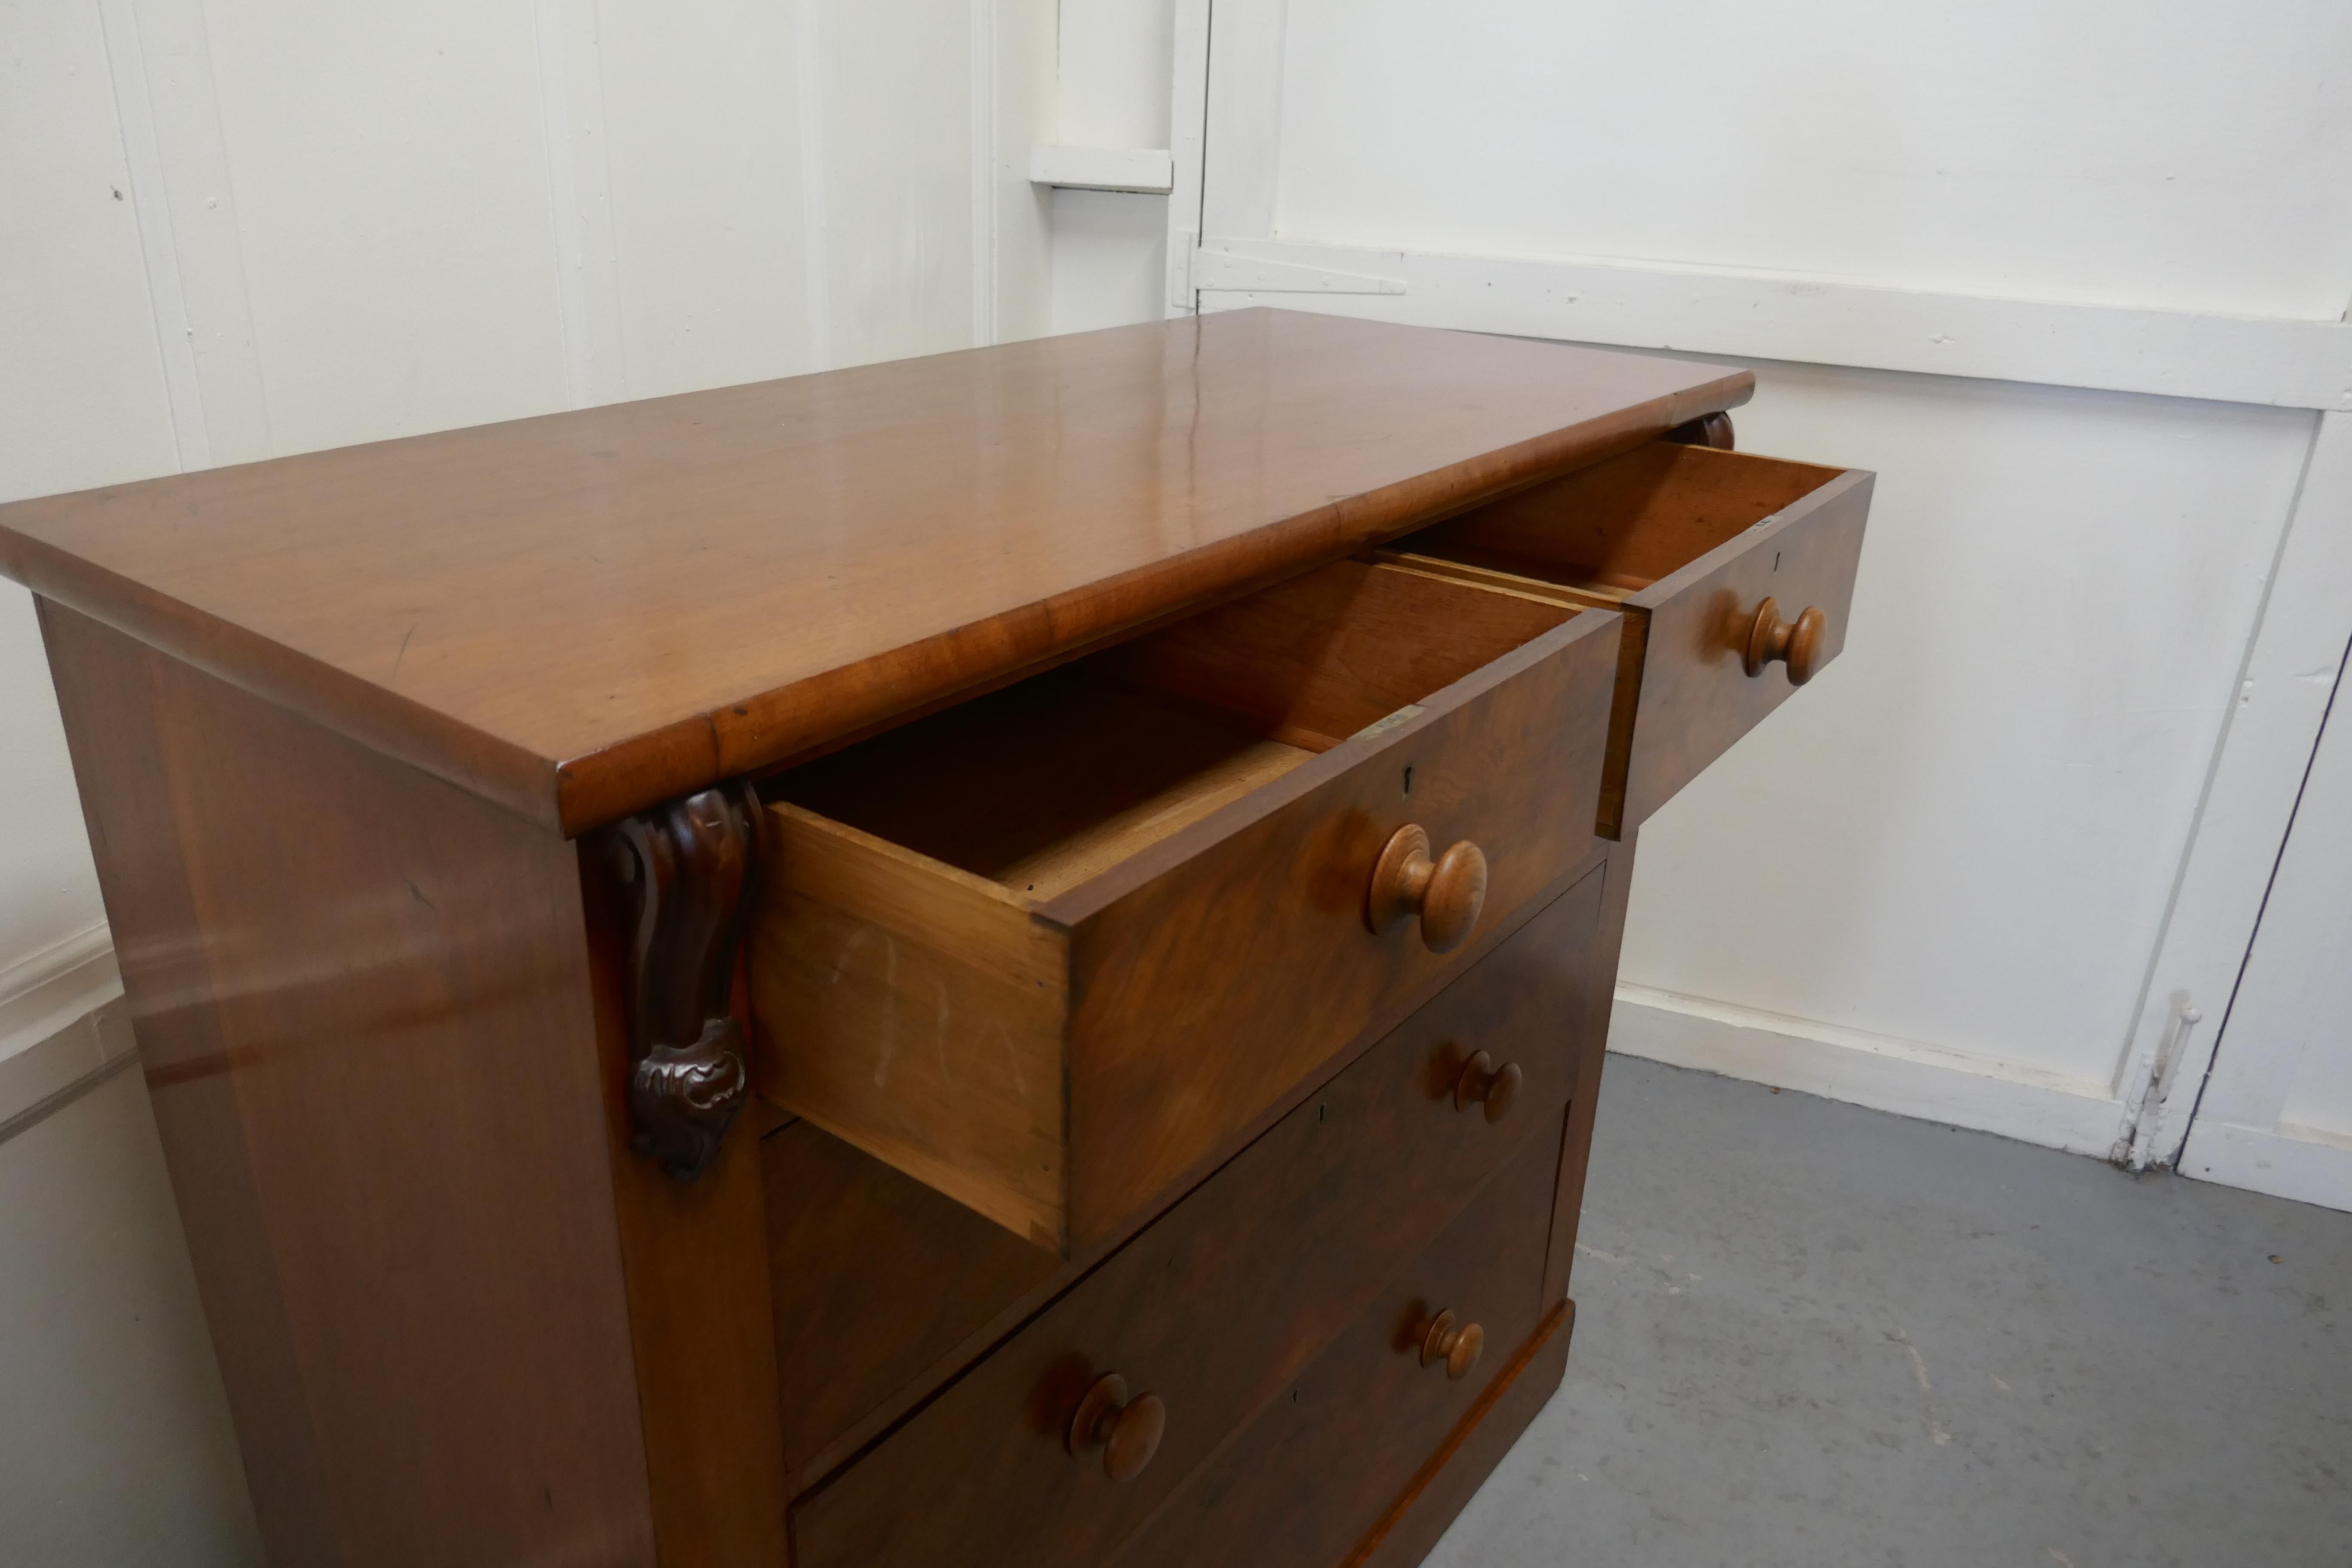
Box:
(1394, 441, 1873, 838)
(756, 557, 1619, 1253)
(1108, 1127, 1566, 1568)
(1614, 464, 1873, 834)
(789, 869, 1607, 1568)
(1057, 584, 1618, 1243)
(1351, 1303, 1572, 1568)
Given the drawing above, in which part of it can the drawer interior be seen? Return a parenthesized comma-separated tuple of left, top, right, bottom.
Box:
(1391, 440, 1843, 603)
(766, 558, 1583, 903)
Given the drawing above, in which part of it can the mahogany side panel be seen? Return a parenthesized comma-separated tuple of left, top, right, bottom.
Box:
(1545, 833, 1641, 1306)
(38, 603, 657, 1567)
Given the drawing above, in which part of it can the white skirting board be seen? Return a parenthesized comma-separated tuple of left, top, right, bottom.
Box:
(0, 924, 132, 1145)
(2179, 1121, 2352, 1215)
(1607, 984, 2132, 1160)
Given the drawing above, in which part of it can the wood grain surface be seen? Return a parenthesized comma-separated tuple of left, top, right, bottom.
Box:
(1544, 835, 1641, 1308)
(1348, 1300, 1575, 1568)
(765, 844, 1617, 1503)
(1056, 583, 1615, 1243)
(762, 1117, 1061, 1486)
(1106, 1130, 1564, 1568)
(580, 855, 793, 1567)
(1401, 441, 1873, 836)
(749, 802, 1074, 1245)
(1605, 466, 1872, 833)
(0, 312, 1747, 833)
(788, 870, 1605, 1568)
(1411, 439, 1839, 591)
(39, 604, 658, 1568)
(749, 559, 1617, 1249)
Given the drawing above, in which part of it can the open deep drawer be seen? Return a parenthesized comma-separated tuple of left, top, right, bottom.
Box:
(746, 558, 1621, 1252)
(1387, 439, 1873, 836)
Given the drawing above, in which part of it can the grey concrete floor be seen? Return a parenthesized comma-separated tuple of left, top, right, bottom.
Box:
(1426, 1055, 2352, 1568)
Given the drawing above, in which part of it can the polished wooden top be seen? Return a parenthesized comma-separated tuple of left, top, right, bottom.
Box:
(0, 309, 1747, 833)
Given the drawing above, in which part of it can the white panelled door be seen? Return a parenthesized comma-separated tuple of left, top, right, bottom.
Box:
(2182, 647, 2352, 1212)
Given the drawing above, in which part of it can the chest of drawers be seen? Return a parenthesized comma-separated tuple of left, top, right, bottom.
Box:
(0, 310, 1870, 1566)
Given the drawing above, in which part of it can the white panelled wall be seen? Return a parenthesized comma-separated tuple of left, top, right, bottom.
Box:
(1049, 0, 2352, 1203)
(1047, 0, 1176, 331)
(0, 1, 1050, 1559)
(1616, 367, 2312, 1141)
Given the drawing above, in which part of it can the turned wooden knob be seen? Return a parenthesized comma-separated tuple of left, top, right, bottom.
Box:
(1452, 1050, 1522, 1124)
(1366, 825, 1488, 954)
(1743, 597, 1826, 685)
(1419, 1310, 1485, 1381)
(1067, 1373, 1166, 1482)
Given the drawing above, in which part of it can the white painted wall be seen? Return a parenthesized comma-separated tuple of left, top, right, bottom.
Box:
(1040, 0, 2352, 1199)
(1622, 366, 2312, 1092)
(1271, 0, 2352, 319)
(0, 0, 1053, 1553)
(0, 0, 169, 1004)
(1048, 0, 1173, 332)
(0, 1010, 260, 1568)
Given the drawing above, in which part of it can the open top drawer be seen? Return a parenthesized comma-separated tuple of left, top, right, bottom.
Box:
(1387, 440, 1873, 837)
(747, 558, 1620, 1253)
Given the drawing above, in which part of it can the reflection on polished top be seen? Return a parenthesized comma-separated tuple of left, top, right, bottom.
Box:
(0, 308, 1748, 833)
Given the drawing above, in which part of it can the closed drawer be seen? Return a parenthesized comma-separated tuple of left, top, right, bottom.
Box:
(1109, 1127, 1568, 1568)
(1390, 440, 1873, 837)
(750, 556, 1618, 1251)
(787, 871, 1607, 1568)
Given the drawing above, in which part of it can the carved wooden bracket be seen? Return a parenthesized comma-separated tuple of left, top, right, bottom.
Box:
(1663, 411, 1736, 450)
(606, 781, 766, 1181)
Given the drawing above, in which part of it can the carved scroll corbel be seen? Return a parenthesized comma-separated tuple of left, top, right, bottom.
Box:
(605, 780, 767, 1181)
(1663, 411, 1736, 450)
